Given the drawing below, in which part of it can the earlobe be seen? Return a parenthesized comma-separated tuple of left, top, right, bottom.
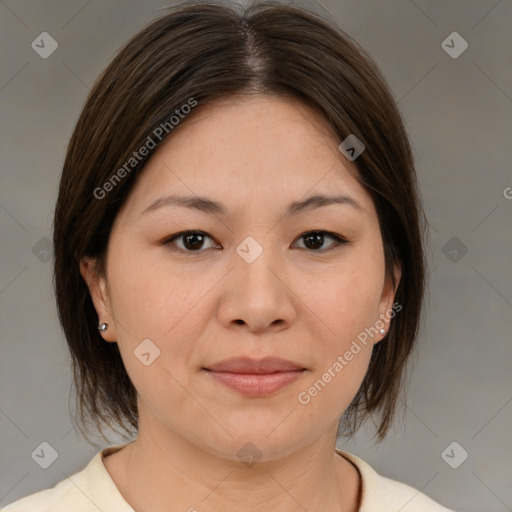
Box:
(79, 256, 117, 342)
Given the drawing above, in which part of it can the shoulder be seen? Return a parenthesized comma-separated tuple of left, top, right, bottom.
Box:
(1, 445, 133, 512)
(336, 449, 456, 512)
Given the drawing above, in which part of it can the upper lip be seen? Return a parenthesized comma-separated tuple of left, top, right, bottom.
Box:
(204, 357, 305, 374)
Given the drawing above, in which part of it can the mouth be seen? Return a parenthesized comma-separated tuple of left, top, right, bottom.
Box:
(202, 357, 307, 397)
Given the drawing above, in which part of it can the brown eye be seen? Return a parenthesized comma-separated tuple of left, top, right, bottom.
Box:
(163, 231, 218, 252)
(162, 229, 348, 255)
(182, 232, 206, 250)
(293, 231, 348, 252)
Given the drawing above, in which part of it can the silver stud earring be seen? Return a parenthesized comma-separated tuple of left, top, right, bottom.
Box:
(379, 328, 386, 336)
(98, 323, 108, 332)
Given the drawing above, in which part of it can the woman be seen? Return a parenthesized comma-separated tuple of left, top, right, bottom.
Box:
(3, 1, 455, 510)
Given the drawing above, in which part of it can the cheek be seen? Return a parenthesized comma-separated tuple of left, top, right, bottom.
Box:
(307, 253, 384, 344)
(106, 248, 203, 416)
(297, 247, 383, 405)
(296, 329, 373, 424)
(106, 241, 225, 389)
(107, 241, 199, 336)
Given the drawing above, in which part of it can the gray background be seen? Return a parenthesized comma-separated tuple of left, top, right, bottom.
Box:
(1, 0, 511, 510)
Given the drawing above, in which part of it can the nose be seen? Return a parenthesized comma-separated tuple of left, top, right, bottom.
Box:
(216, 240, 297, 333)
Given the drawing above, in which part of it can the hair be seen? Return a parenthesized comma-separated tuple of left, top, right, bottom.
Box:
(53, 0, 427, 445)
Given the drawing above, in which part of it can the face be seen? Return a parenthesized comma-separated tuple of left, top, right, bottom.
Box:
(81, 95, 400, 462)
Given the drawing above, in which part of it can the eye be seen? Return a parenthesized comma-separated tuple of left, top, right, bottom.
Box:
(292, 230, 349, 252)
(162, 230, 220, 253)
(161, 229, 349, 254)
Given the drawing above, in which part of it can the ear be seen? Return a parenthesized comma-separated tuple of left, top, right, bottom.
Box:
(375, 262, 402, 343)
(79, 256, 117, 342)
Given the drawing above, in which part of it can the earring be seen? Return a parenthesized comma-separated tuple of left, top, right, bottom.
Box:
(379, 328, 386, 336)
(98, 323, 108, 332)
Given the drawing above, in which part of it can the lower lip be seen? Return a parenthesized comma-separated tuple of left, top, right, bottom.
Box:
(204, 370, 304, 396)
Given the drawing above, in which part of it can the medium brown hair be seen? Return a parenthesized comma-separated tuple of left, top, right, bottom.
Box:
(53, 0, 427, 444)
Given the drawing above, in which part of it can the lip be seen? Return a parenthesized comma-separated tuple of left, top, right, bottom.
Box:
(204, 356, 305, 374)
(203, 357, 306, 397)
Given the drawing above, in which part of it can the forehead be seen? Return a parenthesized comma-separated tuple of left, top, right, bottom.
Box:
(116, 95, 375, 221)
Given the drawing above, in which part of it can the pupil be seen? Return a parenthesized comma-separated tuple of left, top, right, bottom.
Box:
(181, 232, 325, 251)
(184, 233, 203, 250)
(304, 232, 323, 249)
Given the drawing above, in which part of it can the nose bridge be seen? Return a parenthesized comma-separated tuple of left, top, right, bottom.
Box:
(217, 233, 295, 330)
(233, 234, 281, 292)
(214, 224, 297, 332)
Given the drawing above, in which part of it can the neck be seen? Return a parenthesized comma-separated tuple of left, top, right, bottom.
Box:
(104, 426, 361, 512)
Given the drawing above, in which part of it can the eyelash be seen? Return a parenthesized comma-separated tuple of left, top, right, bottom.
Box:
(160, 230, 349, 254)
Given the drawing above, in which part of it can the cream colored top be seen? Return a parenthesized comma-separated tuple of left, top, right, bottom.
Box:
(2, 444, 455, 511)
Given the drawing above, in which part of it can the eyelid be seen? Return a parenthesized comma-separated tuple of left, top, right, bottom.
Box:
(160, 230, 220, 252)
(292, 230, 349, 252)
(161, 230, 350, 253)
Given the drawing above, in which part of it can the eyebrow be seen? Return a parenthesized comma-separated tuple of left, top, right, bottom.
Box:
(141, 192, 363, 217)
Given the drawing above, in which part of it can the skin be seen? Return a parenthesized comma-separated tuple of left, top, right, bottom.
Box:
(81, 94, 401, 512)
